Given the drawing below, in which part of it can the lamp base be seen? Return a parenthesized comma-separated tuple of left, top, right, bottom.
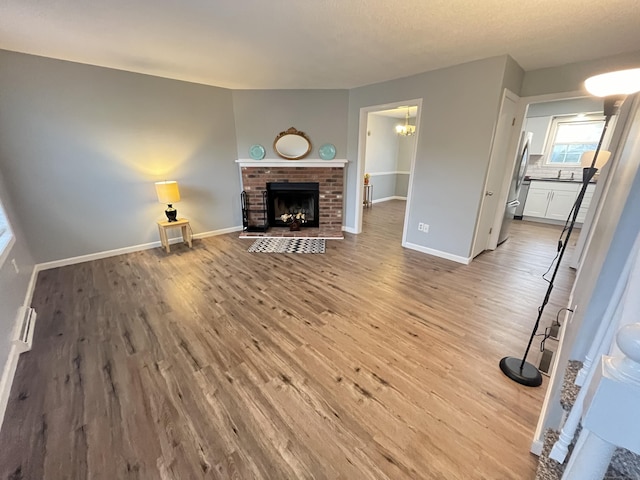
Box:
(499, 356, 542, 387)
(165, 204, 178, 222)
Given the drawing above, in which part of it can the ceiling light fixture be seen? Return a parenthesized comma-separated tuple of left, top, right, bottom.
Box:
(584, 68, 640, 97)
(395, 108, 416, 136)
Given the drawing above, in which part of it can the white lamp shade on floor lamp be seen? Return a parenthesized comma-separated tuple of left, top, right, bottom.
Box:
(581, 150, 611, 170)
(585, 68, 640, 97)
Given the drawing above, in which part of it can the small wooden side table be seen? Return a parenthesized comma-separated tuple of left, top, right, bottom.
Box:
(157, 218, 192, 253)
(363, 184, 373, 208)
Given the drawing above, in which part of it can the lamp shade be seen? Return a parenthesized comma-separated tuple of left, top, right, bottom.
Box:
(585, 68, 640, 97)
(581, 150, 611, 169)
(155, 181, 180, 204)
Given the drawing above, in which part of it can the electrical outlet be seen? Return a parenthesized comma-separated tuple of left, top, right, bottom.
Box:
(11, 258, 19, 274)
(418, 222, 424, 231)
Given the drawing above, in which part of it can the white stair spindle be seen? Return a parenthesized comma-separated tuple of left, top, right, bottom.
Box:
(576, 235, 640, 386)
(562, 429, 616, 480)
(562, 323, 640, 479)
(549, 298, 623, 463)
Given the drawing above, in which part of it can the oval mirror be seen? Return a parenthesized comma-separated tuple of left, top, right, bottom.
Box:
(274, 127, 312, 160)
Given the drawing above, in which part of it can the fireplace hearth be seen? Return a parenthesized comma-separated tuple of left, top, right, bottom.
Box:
(267, 182, 320, 228)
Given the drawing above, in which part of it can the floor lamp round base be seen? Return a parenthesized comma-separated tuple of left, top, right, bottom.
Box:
(499, 356, 543, 387)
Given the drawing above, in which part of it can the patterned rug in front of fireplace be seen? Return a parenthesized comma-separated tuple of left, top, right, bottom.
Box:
(247, 238, 326, 254)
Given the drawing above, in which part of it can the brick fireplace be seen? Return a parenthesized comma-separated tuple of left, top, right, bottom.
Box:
(238, 159, 346, 238)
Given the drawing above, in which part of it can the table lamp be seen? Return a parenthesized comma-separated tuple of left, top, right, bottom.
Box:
(155, 181, 181, 222)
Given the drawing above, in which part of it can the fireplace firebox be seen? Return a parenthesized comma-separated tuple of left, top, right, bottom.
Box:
(267, 182, 320, 228)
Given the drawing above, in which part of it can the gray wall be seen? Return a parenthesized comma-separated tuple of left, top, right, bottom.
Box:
(521, 50, 640, 97)
(0, 167, 35, 393)
(347, 55, 509, 258)
(364, 114, 404, 201)
(232, 89, 348, 160)
(502, 54, 525, 95)
(0, 50, 240, 263)
(364, 115, 399, 173)
(397, 135, 415, 172)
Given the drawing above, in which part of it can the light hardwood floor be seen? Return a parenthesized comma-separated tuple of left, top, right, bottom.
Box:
(0, 201, 575, 479)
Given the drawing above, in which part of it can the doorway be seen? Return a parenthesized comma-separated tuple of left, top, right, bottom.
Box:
(508, 94, 614, 270)
(471, 89, 520, 258)
(354, 99, 422, 242)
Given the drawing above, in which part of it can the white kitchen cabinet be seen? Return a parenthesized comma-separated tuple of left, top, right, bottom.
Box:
(523, 189, 551, 217)
(576, 188, 595, 223)
(523, 181, 595, 223)
(546, 189, 579, 220)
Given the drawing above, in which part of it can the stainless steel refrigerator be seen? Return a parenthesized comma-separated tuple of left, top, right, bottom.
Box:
(498, 132, 532, 245)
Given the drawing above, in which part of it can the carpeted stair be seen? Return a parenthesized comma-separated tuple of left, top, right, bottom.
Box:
(535, 360, 640, 480)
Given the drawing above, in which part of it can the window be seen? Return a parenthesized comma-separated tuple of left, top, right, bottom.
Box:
(546, 116, 605, 165)
(0, 200, 15, 269)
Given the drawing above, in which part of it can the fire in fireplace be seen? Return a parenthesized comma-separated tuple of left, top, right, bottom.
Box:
(267, 182, 320, 228)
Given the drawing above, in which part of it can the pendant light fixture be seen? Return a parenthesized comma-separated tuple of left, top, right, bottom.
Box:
(395, 107, 416, 136)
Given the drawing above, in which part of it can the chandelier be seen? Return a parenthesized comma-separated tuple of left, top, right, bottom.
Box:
(395, 108, 416, 136)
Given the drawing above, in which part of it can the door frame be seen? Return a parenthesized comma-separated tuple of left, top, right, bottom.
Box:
(471, 88, 521, 257)
(354, 98, 423, 240)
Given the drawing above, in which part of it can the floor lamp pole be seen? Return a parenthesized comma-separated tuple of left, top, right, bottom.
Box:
(500, 112, 613, 387)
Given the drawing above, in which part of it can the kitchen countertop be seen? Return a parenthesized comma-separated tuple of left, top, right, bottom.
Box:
(525, 176, 596, 184)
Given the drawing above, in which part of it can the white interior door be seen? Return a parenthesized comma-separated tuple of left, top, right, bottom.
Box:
(471, 89, 519, 258)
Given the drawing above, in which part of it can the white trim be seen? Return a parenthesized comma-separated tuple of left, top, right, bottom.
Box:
(530, 439, 544, 456)
(36, 225, 243, 271)
(522, 216, 582, 227)
(236, 159, 347, 168)
(532, 305, 573, 453)
(0, 344, 21, 431)
(342, 226, 358, 234)
(367, 171, 410, 176)
(192, 226, 243, 240)
(0, 235, 15, 271)
(0, 200, 15, 270)
(403, 241, 471, 265)
(21, 267, 39, 314)
(355, 98, 423, 238)
(372, 196, 407, 204)
(542, 115, 607, 166)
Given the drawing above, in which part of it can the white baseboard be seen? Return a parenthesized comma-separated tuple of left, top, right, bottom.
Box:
(530, 439, 544, 456)
(372, 196, 407, 204)
(0, 343, 22, 431)
(36, 225, 244, 271)
(192, 226, 243, 240)
(522, 216, 583, 227)
(342, 226, 358, 234)
(403, 241, 471, 265)
(22, 266, 39, 311)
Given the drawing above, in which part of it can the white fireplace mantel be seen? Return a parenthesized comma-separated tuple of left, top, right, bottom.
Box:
(236, 158, 348, 168)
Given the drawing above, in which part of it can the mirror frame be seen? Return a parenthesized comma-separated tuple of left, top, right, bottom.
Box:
(273, 127, 312, 160)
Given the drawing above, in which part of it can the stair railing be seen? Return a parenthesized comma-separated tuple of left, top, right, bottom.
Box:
(550, 234, 640, 463)
(561, 322, 640, 480)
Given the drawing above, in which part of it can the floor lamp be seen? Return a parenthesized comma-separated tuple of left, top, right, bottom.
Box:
(500, 68, 640, 387)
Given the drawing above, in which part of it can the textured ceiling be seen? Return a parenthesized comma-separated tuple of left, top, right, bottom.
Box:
(1, 0, 639, 89)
